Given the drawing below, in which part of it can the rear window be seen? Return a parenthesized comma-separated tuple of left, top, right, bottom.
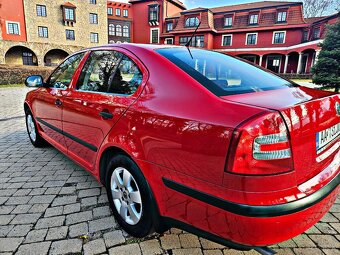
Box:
(156, 48, 294, 96)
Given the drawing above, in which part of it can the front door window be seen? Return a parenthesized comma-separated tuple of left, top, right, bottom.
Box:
(267, 56, 281, 73)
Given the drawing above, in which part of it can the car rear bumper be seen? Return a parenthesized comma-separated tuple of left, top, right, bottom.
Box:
(162, 172, 339, 246)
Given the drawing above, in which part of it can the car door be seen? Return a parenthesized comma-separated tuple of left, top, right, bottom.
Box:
(62, 50, 144, 171)
(32, 53, 85, 150)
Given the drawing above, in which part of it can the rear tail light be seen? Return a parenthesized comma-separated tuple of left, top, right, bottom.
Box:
(227, 112, 294, 175)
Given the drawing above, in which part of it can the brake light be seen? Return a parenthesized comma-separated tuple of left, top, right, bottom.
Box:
(227, 112, 294, 175)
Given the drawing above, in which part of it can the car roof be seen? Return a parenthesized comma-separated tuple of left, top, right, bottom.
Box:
(84, 43, 183, 53)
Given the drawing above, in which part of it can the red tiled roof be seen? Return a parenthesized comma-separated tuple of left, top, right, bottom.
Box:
(129, 0, 186, 9)
(209, 1, 302, 13)
(62, 2, 76, 8)
(305, 16, 330, 23)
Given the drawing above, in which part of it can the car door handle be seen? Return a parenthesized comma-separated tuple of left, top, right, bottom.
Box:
(55, 99, 62, 107)
(99, 111, 113, 119)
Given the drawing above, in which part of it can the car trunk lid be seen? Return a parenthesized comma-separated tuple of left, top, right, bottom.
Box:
(221, 86, 340, 184)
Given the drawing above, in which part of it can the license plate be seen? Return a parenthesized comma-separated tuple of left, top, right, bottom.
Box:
(316, 123, 340, 154)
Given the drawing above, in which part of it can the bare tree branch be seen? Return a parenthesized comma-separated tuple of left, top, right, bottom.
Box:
(302, 0, 337, 18)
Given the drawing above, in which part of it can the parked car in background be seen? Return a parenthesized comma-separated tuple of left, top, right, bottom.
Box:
(24, 44, 339, 254)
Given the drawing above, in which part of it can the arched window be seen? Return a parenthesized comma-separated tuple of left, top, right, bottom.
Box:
(123, 25, 129, 37)
(185, 17, 199, 27)
(109, 40, 115, 44)
(109, 24, 115, 36)
(116, 25, 122, 36)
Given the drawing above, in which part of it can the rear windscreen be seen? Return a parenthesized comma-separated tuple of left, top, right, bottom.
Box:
(156, 48, 294, 96)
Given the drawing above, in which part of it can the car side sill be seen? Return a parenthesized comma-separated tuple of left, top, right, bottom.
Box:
(162, 173, 339, 217)
(36, 118, 98, 152)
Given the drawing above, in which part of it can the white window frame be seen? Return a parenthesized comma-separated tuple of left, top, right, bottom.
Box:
(90, 32, 99, 43)
(245, 32, 258, 45)
(249, 14, 259, 25)
(272, 31, 286, 44)
(224, 17, 233, 27)
(89, 13, 98, 24)
(277, 11, 287, 22)
(165, 38, 174, 44)
(6, 21, 21, 35)
(116, 8, 121, 16)
(123, 9, 128, 17)
(150, 28, 160, 44)
(221, 34, 233, 46)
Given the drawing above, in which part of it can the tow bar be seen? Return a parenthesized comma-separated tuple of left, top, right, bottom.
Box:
(254, 247, 276, 255)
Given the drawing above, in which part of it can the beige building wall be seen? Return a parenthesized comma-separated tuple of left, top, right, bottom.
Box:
(23, 0, 108, 47)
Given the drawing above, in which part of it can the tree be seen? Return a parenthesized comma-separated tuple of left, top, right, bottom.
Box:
(312, 21, 340, 92)
(303, 0, 338, 18)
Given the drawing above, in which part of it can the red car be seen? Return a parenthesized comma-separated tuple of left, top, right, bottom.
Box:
(24, 44, 339, 254)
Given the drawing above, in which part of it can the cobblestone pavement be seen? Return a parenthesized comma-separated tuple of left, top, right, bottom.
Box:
(0, 87, 339, 255)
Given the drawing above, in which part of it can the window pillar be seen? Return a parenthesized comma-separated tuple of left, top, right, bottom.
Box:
(284, 54, 289, 73)
(297, 52, 303, 74)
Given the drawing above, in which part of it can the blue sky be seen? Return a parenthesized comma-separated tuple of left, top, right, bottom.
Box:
(181, 0, 286, 9)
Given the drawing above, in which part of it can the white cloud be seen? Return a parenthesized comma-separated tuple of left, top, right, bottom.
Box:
(108, 0, 129, 2)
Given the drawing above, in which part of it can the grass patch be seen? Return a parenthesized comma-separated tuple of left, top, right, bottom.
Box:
(0, 84, 25, 88)
(291, 79, 313, 83)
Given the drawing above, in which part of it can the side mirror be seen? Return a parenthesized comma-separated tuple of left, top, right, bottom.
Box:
(25, 75, 44, 87)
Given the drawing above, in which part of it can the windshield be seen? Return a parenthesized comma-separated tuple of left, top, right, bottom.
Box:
(156, 48, 294, 96)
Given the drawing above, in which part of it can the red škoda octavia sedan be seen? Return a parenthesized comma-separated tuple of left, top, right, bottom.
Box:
(24, 44, 339, 253)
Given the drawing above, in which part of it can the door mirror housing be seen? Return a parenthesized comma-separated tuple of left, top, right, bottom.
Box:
(25, 75, 44, 87)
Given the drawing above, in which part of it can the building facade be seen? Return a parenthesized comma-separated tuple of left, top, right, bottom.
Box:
(0, 0, 108, 66)
(129, 0, 339, 74)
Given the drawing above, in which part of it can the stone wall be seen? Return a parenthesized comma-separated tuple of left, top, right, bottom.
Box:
(0, 64, 54, 85)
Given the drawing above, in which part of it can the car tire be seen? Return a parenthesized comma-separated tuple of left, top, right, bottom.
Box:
(25, 110, 47, 147)
(106, 154, 157, 238)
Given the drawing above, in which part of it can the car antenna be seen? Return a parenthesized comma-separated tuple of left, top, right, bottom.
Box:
(185, 20, 201, 59)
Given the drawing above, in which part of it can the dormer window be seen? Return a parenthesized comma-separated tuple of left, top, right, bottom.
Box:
(277, 11, 287, 22)
(185, 17, 199, 27)
(62, 3, 76, 25)
(166, 22, 173, 32)
(313, 27, 320, 39)
(249, 14, 258, 25)
(224, 16, 233, 27)
(149, 5, 159, 22)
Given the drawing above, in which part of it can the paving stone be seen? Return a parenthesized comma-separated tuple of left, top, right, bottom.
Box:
(29, 188, 47, 196)
(200, 238, 225, 249)
(69, 222, 88, 238)
(272, 248, 295, 255)
(160, 234, 181, 250)
(329, 223, 340, 233)
(89, 216, 116, 233)
(203, 250, 223, 255)
(103, 230, 125, 248)
(28, 195, 56, 204)
(304, 226, 322, 234)
(93, 206, 111, 218)
(59, 186, 76, 195)
(35, 215, 65, 229)
(140, 239, 163, 255)
(0, 237, 23, 252)
(292, 234, 316, 248)
(45, 187, 62, 195)
(0, 215, 15, 225)
(0, 225, 14, 237)
(84, 238, 107, 255)
(24, 229, 48, 243)
(321, 213, 339, 223)
(323, 249, 340, 255)
(63, 203, 81, 214)
(81, 196, 98, 207)
(173, 248, 203, 255)
(51, 196, 77, 207)
(0, 206, 15, 215)
(49, 239, 83, 255)
(15, 241, 51, 255)
(10, 213, 41, 225)
(7, 224, 32, 237)
(293, 248, 324, 255)
(44, 206, 63, 217)
(12, 204, 32, 214)
(46, 226, 68, 240)
(28, 203, 49, 213)
(5, 196, 31, 205)
(109, 243, 141, 255)
(66, 211, 92, 225)
(179, 233, 201, 248)
(79, 188, 101, 198)
(309, 235, 340, 248)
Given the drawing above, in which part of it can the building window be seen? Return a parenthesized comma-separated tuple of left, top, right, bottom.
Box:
(123, 9, 128, 17)
(165, 38, 174, 44)
(149, 5, 159, 22)
(89, 13, 98, 24)
(116, 25, 122, 36)
(224, 17, 232, 27)
(90, 0, 96, 4)
(185, 17, 199, 27)
(179, 36, 204, 47)
(6, 22, 20, 35)
(116, 8, 121, 16)
(273, 31, 285, 44)
(249, 14, 259, 25)
(246, 33, 257, 45)
(38, 26, 48, 38)
(23, 52, 34, 66)
(109, 24, 115, 35)
(313, 27, 320, 39)
(150, 28, 159, 44)
(66, 29, 75, 40)
(302, 30, 309, 42)
(108, 7, 113, 15)
(36, 5, 47, 17)
(166, 22, 173, 32)
(277, 11, 287, 22)
(222, 34, 232, 46)
(64, 8, 75, 21)
(90, 32, 99, 43)
(123, 26, 129, 37)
